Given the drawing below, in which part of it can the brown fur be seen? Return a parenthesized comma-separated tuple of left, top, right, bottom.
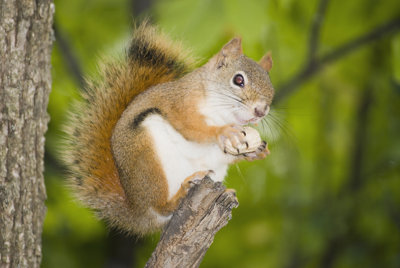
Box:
(63, 22, 195, 234)
(64, 22, 274, 235)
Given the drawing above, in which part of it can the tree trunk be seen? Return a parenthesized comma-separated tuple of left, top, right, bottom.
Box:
(0, 1, 54, 267)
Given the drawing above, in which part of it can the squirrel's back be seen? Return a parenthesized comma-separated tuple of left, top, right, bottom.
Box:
(63, 22, 194, 233)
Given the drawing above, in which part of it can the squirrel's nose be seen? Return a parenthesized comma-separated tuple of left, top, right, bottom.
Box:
(254, 104, 269, 118)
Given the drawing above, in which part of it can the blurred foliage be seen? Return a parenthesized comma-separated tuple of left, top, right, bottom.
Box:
(43, 0, 400, 267)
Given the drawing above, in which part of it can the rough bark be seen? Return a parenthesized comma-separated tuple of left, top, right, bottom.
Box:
(145, 177, 239, 268)
(0, 0, 54, 267)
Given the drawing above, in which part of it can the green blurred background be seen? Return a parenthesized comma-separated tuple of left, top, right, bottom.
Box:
(44, 0, 400, 267)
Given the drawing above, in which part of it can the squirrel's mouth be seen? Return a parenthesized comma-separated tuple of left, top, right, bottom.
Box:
(234, 112, 261, 125)
(233, 104, 269, 125)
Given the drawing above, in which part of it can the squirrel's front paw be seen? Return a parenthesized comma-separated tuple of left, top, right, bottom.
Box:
(219, 125, 265, 156)
(218, 125, 248, 155)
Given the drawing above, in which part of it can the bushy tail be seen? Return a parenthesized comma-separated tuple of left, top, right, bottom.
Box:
(63, 22, 194, 233)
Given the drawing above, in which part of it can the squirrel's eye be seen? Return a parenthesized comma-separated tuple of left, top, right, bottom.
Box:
(233, 74, 245, 87)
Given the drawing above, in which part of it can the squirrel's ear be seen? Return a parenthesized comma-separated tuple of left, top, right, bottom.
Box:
(221, 37, 243, 57)
(212, 37, 243, 68)
(259, 51, 273, 72)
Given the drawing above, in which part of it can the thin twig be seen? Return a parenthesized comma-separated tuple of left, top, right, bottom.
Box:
(308, 0, 331, 62)
(320, 17, 400, 65)
(346, 86, 373, 192)
(275, 17, 400, 104)
(53, 22, 86, 89)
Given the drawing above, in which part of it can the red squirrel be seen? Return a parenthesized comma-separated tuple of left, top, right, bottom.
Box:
(63, 22, 274, 235)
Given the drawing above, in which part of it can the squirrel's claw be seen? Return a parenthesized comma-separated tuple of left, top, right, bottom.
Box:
(182, 170, 215, 191)
(219, 126, 266, 157)
(218, 125, 249, 155)
(241, 140, 270, 161)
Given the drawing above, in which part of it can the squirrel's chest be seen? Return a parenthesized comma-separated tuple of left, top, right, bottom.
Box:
(142, 115, 231, 198)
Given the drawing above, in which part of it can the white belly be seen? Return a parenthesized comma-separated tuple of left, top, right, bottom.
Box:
(142, 115, 232, 199)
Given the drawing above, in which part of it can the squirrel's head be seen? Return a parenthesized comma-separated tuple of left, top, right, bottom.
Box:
(200, 38, 274, 126)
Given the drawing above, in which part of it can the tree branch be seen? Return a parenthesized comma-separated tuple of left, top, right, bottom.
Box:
(132, 0, 154, 18)
(274, 17, 400, 104)
(308, 0, 331, 62)
(318, 85, 373, 268)
(145, 177, 239, 268)
(53, 22, 86, 89)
